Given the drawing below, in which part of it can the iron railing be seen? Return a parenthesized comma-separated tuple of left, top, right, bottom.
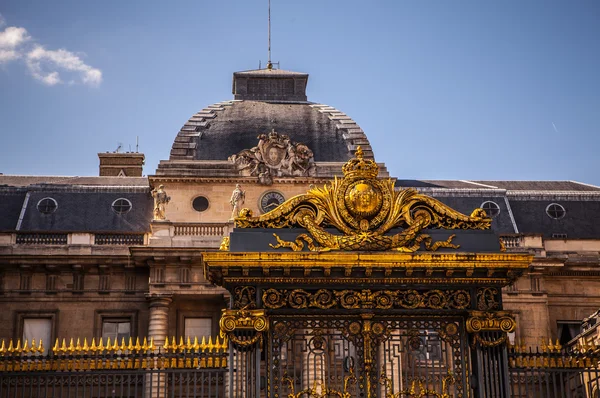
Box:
(508, 342, 600, 397)
(0, 368, 227, 398)
(0, 336, 228, 398)
(0, 336, 227, 372)
(94, 233, 145, 245)
(15, 233, 68, 245)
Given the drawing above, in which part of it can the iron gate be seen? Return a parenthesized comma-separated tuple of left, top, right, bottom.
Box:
(267, 316, 469, 398)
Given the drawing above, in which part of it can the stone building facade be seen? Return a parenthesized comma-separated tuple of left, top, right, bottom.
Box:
(0, 66, 599, 352)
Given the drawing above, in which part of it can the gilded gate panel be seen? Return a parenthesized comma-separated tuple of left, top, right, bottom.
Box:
(268, 316, 469, 398)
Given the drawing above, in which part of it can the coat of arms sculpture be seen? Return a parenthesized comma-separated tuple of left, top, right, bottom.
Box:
(235, 147, 492, 252)
(228, 130, 316, 185)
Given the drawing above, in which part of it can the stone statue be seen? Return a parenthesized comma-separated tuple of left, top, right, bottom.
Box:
(151, 185, 171, 220)
(230, 184, 245, 220)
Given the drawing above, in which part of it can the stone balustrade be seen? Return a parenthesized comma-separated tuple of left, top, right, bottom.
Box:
(173, 223, 227, 237)
(500, 234, 524, 250)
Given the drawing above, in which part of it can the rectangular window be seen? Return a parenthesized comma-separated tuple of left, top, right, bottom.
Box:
(22, 318, 52, 354)
(184, 318, 212, 339)
(102, 319, 131, 342)
(557, 321, 581, 345)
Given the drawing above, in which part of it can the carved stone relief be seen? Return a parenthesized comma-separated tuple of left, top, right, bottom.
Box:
(228, 130, 316, 185)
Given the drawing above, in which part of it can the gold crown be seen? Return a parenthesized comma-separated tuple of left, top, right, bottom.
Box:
(342, 147, 379, 179)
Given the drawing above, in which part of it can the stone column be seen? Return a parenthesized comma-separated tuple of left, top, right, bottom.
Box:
(145, 293, 172, 398)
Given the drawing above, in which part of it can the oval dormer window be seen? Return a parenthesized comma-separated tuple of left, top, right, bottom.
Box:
(37, 197, 58, 214)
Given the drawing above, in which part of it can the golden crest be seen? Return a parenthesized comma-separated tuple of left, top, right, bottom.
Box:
(235, 147, 491, 252)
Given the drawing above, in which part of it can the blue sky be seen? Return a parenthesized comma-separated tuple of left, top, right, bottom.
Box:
(1, 1, 599, 184)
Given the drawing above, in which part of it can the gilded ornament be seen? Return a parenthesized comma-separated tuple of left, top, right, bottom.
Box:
(235, 146, 491, 252)
(219, 309, 268, 348)
(218, 236, 230, 251)
(261, 288, 471, 310)
(466, 311, 516, 334)
(467, 310, 516, 348)
(476, 287, 499, 311)
(380, 371, 455, 398)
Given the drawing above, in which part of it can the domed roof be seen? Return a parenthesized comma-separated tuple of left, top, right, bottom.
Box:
(167, 68, 374, 164)
(169, 100, 373, 163)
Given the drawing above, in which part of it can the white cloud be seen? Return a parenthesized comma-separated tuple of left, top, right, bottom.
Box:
(0, 26, 30, 63)
(0, 26, 30, 49)
(26, 45, 102, 87)
(0, 49, 20, 63)
(0, 15, 102, 87)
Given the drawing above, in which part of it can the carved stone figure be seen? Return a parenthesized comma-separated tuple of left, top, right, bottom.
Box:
(151, 185, 171, 221)
(228, 130, 316, 185)
(230, 184, 246, 220)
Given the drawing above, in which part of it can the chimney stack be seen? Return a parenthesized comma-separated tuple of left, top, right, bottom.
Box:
(98, 152, 145, 177)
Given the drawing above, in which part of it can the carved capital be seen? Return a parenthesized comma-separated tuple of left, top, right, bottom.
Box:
(145, 293, 173, 308)
(466, 311, 516, 334)
(219, 309, 268, 349)
(219, 309, 267, 333)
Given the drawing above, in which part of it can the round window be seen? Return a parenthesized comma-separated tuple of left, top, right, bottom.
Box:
(112, 198, 132, 214)
(192, 196, 209, 212)
(546, 203, 566, 219)
(37, 197, 58, 214)
(480, 201, 500, 218)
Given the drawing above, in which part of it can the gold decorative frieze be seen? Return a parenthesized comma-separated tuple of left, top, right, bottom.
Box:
(235, 146, 492, 252)
(203, 251, 533, 288)
(262, 288, 471, 310)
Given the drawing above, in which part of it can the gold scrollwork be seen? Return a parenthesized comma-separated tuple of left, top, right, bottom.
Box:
(476, 287, 499, 311)
(466, 310, 516, 348)
(219, 309, 268, 349)
(262, 288, 471, 310)
(466, 311, 516, 334)
(283, 368, 357, 398)
(235, 146, 491, 252)
(380, 371, 455, 398)
(233, 286, 257, 310)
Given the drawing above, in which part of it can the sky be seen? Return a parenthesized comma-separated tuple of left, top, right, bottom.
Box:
(1, 1, 599, 185)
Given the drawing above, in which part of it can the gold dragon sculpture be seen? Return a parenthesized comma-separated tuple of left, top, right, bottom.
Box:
(235, 147, 491, 252)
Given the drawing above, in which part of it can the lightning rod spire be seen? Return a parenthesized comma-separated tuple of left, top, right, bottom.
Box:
(267, 0, 272, 69)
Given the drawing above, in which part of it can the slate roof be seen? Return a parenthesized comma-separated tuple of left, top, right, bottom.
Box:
(391, 180, 600, 238)
(0, 176, 152, 233)
(0, 188, 27, 231)
(430, 195, 517, 234)
(0, 176, 149, 188)
(473, 181, 600, 191)
(18, 190, 152, 233)
(395, 180, 491, 189)
(166, 101, 375, 164)
(509, 200, 600, 239)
